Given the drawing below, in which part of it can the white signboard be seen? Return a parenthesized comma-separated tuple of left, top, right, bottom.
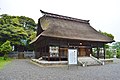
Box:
(68, 49, 77, 65)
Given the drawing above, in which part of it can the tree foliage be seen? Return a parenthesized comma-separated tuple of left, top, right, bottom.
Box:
(112, 42, 120, 50)
(116, 49, 120, 58)
(99, 30, 114, 49)
(0, 24, 28, 45)
(0, 41, 12, 60)
(99, 30, 114, 40)
(112, 42, 120, 58)
(0, 14, 36, 47)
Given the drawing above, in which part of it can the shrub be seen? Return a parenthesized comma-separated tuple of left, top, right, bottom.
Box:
(105, 55, 110, 58)
(116, 50, 120, 58)
(0, 41, 12, 60)
(106, 50, 113, 58)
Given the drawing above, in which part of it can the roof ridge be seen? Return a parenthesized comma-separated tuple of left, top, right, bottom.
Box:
(40, 10, 89, 23)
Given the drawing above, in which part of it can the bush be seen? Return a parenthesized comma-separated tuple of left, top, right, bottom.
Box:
(116, 50, 120, 58)
(0, 41, 12, 60)
(105, 55, 110, 58)
(106, 50, 113, 58)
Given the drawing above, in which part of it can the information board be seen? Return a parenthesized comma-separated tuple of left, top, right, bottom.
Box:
(68, 49, 77, 65)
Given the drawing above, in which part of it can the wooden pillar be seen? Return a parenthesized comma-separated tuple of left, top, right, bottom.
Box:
(97, 46, 99, 59)
(48, 49, 50, 61)
(41, 47, 43, 58)
(59, 39, 61, 61)
(45, 39, 47, 60)
(67, 43, 69, 59)
(59, 48, 61, 61)
(90, 48, 93, 56)
(103, 45, 106, 59)
(45, 46, 46, 60)
(48, 45, 50, 61)
(46, 39, 50, 61)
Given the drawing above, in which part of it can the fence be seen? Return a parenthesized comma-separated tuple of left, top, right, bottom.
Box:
(8, 51, 35, 59)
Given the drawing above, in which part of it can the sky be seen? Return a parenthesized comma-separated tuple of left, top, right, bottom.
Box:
(0, 0, 120, 41)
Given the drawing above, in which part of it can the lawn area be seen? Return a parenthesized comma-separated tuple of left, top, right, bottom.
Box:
(0, 57, 13, 69)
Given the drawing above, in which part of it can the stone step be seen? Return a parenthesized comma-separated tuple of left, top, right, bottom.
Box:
(78, 57, 101, 66)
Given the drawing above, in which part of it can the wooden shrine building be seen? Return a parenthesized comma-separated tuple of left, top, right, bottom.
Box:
(31, 10, 114, 61)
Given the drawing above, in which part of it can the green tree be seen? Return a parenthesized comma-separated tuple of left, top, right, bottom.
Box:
(99, 30, 114, 40)
(112, 42, 120, 50)
(112, 42, 120, 58)
(99, 30, 115, 58)
(0, 41, 12, 60)
(106, 50, 113, 58)
(99, 30, 114, 49)
(116, 49, 120, 58)
(0, 24, 28, 45)
(0, 14, 36, 51)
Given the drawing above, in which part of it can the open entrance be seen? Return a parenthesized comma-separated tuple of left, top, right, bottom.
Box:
(79, 47, 91, 57)
(59, 48, 68, 61)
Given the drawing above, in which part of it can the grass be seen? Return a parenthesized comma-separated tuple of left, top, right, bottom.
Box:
(0, 57, 13, 69)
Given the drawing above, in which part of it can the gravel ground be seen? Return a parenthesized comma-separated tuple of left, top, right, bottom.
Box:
(0, 59, 120, 80)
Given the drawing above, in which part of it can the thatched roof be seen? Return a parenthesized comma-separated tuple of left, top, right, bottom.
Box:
(31, 10, 114, 44)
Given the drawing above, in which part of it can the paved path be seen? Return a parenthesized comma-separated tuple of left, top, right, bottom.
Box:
(0, 59, 120, 80)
